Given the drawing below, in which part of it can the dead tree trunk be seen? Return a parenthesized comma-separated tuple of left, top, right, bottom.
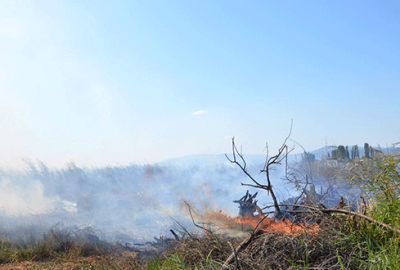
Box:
(234, 190, 263, 218)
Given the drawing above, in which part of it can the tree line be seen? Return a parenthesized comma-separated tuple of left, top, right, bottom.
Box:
(329, 143, 377, 160)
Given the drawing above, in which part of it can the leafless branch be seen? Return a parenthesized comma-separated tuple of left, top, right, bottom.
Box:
(183, 201, 222, 246)
(184, 201, 213, 235)
(227, 241, 239, 270)
(225, 138, 265, 188)
(226, 122, 294, 217)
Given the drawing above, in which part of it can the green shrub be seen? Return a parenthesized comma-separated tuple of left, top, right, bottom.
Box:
(342, 149, 400, 269)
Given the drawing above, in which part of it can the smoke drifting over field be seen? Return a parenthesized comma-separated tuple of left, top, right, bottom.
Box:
(0, 155, 289, 243)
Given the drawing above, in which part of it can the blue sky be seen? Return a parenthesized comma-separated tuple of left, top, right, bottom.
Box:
(0, 1, 399, 168)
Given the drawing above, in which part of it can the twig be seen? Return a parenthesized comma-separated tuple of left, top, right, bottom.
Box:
(170, 217, 193, 239)
(223, 215, 270, 268)
(222, 229, 264, 269)
(184, 201, 214, 235)
(169, 229, 180, 241)
(183, 201, 222, 246)
(228, 241, 239, 270)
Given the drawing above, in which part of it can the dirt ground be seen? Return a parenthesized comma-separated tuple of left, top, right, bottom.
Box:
(0, 252, 138, 270)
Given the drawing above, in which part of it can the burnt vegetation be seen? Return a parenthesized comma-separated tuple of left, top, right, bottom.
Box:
(1, 136, 400, 269)
(145, 134, 400, 269)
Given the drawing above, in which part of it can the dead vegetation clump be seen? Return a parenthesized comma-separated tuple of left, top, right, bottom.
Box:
(154, 212, 359, 270)
(152, 233, 238, 269)
(0, 224, 139, 269)
(232, 218, 356, 270)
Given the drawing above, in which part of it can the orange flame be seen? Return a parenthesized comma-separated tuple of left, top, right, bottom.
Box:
(234, 214, 319, 236)
(205, 211, 319, 236)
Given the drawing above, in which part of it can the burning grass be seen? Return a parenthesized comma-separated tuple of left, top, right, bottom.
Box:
(0, 213, 352, 270)
(0, 208, 390, 270)
(149, 212, 358, 270)
(204, 210, 319, 237)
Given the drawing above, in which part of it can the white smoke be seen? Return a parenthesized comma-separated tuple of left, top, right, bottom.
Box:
(0, 177, 54, 216)
(0, 157, 288, 243)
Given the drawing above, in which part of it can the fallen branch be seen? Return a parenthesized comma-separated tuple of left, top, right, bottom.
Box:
(278, 204, 400, 234)
(223, 214, 270, 268)
(222, 229, 264, 269)
(227, 241, 239, 270)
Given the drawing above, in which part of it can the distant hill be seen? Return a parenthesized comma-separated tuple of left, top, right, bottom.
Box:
(157, 144, 399, 168)
(157, 153, 267, 168)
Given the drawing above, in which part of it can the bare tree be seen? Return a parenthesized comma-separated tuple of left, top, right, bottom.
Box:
(285, 141, 353, 209)
(225, 123, 294, 217)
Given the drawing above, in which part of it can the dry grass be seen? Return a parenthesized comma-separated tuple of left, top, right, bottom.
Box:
(0, 225, 140, 270)
(0, 214, 366, 269)
(148, 212, 361, 270)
